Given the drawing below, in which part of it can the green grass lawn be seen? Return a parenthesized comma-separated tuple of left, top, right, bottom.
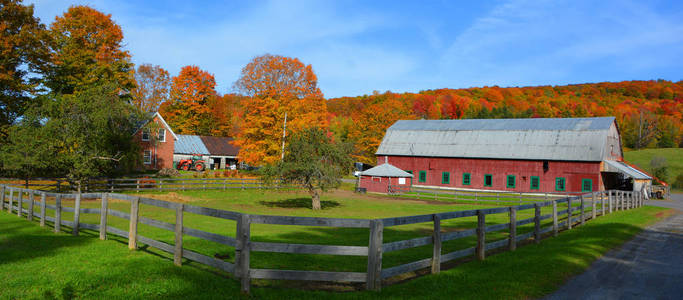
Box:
(624, 148, 683, 187)
(0, 201, 670, 299)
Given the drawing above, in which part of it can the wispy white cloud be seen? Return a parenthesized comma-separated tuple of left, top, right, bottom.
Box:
(439, 0, 683, 87)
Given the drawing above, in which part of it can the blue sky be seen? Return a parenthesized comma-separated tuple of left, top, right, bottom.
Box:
(29, 0, 683, 98)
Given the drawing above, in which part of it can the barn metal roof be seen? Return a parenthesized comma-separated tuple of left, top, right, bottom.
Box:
(175, 135, 210, 155)
(199, 136, 239, 157)
(376, 117, 616, 162)
(604, 160, 652, 180)
(360, 163, 414, 177)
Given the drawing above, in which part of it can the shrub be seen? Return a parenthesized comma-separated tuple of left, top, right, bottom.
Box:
(673, 174, 683, 189)
(157, 168, 180, 177)
(650, 156, 668, 182)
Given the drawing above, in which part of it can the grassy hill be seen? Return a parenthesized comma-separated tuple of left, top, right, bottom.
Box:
(624, 148, 683, 188)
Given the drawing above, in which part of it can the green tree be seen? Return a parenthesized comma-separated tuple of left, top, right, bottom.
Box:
(38, 82, 141, 191)
(649, 156, 668, 183)
(262, 127, 352, 210)
(0, 116, 53, 187)
(0, 0, 49, 139)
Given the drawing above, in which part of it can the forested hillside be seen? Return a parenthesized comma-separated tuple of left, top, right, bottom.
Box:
(327, 80, 683, 163)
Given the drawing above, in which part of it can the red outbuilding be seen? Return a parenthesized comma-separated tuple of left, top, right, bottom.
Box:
(358, 163, 413, 194)
(368, 117, 650, 194)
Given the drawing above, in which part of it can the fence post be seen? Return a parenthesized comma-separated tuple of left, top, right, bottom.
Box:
(519, 192, 522, 204)
(8, 188, 14, 213)
(174, 203, 184, 266)
(545, 193, 548, 201)
(552, 200, 558, 237)
(601, 192, 606, 216)
(99, 193, 108, 240)
(55, 194, 62, 233)
(73, 192, 81, 236)
(28, 191, 34, 221)
(40, 193, 46, 227)
(509, 206, 517, 251)
(591, 192, 596, 220)
(136, 179, 140, 193)
(477, 210, 486, 260)
(496, 192, 500, 204)
(17, 190, 23, 217)
(128, 197, 140, 250)
(567, 196, 573, 230)
(159, 179, 163, 193)
(367, 219, 384, 291)
(608, 191, 613, 213)
(534, 203, 541, 243)
(0, 186, 5, 210)
(431, 214, 441, 274)
(241, 179, 245, 190)
(580, 194, 585, 226)
(235, 214, 252, 294)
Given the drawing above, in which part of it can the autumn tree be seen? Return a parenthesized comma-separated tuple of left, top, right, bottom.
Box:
(160, 65, 217, 135)
(234, 54, 328, 165)
(0, 0, 48, 139)
(42, 5, 134, 95)
(131, 64, 170, 113)
(261, 127, 352, 210)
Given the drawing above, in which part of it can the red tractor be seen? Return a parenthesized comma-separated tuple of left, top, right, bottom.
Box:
(176, 154, 206, 172)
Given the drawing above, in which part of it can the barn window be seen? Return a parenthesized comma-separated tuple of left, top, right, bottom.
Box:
(530, 176, 540, 190)
(143, 150, 152, 164)
(372, 177, 381, 182)
(442, 172, 450, 184)
(484, 174, 492, 187)
(555, 177, 566, 191)
(506, 175, 516, 189)
(418, 171, 427, 183)
(581, 179, 592, 192)
(462, 173, 471, 185)
(398, 178, 406, 185)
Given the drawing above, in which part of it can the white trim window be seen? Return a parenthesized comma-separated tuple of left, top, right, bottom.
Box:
(141, 129, 150, 141)
(143, 150, 152, 165)
(158, 129, 165, 142)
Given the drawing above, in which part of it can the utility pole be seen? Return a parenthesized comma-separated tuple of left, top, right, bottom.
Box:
(281, 112, 287, 161)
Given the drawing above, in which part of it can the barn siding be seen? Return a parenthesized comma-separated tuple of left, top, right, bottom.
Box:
(379, 156, 601, 193)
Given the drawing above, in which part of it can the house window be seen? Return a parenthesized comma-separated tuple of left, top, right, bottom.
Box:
(462, 173, 471, 185)
(141, 129, 150, 141)
(418, 171, 427, 183)
(581, 179, 592, 192)
(143, 150, 152, 165)
(441, 172, 450, 184)
(158, 129, 165, 142)
(398, 178, 406, 185)
(530, 176, 540, 190)
(555, 177, 566, 191)
(506, 175, 516, 189)
(484, 174, 492, 187)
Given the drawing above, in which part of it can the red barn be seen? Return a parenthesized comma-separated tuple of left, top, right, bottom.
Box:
(371, 117, 649, 194)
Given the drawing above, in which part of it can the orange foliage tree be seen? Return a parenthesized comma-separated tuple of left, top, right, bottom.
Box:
(43, 5, 134, 95)
(233, 54, 327, 165)
(131, 64, 170, 114)
(161, 65, 217, 135)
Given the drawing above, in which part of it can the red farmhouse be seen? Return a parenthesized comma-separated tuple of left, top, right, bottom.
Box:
(133, 112, 178, 170)
(364, 117, 649, 194)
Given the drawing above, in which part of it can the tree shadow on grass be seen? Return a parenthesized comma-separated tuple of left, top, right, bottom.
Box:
(258, 197, 341, 209)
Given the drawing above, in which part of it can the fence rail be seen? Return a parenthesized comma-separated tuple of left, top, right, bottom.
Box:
(389, 185, 577, 204)
(0, 177, 283, 193)
(0, 184, 644, 293)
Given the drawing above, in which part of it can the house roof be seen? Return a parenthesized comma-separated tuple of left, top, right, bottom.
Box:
(360, 163, 413, 177)
(199, 136, 239, 157)
(175, 135, 210, 155)
(376, 117, 617, 162)
(604, 160, 652, 180)
(133, 112, 178, 141)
